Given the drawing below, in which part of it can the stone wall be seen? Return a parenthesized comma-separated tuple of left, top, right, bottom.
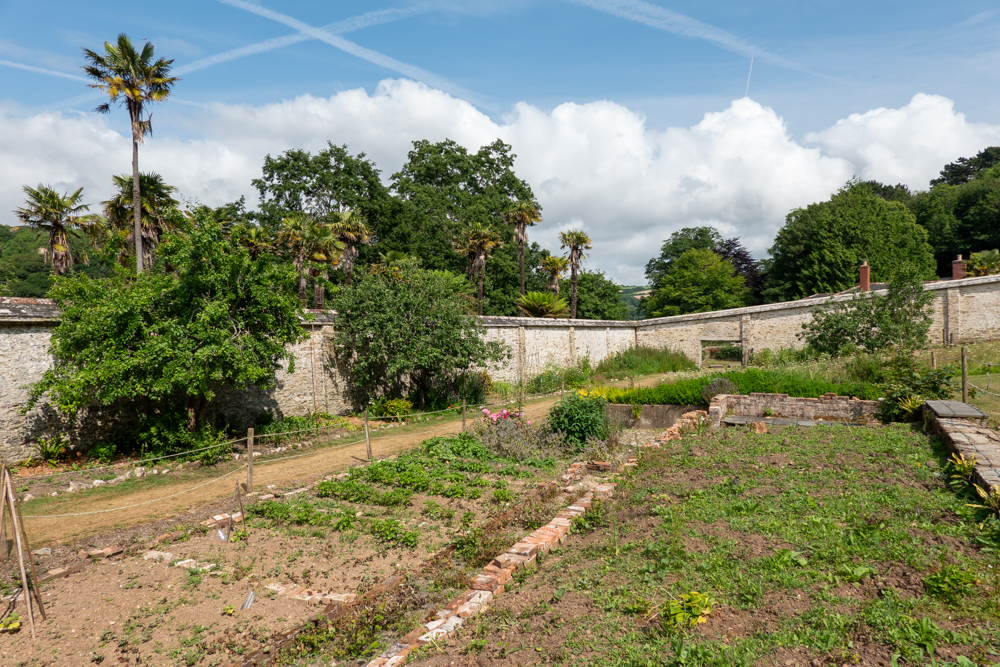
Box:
(3, 273, 1000, 461)
(708, 393, 881, 427)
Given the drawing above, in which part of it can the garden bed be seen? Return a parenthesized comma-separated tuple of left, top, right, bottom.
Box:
(404, 421, 1000, 666)
(0, 431, 638, 666)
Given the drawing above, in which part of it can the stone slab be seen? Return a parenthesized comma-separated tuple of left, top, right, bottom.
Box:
(925, 400, 988, 420)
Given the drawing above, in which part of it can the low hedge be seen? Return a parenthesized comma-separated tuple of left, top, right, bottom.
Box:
(603, 368, 879, 406)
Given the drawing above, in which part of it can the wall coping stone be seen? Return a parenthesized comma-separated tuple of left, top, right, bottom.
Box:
(8, 272, 999, 329)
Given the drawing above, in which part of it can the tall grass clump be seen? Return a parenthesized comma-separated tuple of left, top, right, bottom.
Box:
(595, 345, 696, 376)
(602, 367, 879, 406)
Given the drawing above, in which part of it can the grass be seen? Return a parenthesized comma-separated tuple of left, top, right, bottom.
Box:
(595, 345, 697, 377)
(599, 367, 879, 406)
(427, 422, 1000, 666)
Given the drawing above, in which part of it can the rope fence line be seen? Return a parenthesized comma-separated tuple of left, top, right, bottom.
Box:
(20, 465, 249, 519)
(19, 437, 249, 482)
(19, 421, 468, 520)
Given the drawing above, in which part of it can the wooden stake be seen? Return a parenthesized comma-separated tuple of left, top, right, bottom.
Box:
(246, 428, 254, 494)
(14, 493, 46, 622)
(364, 409, 372, 460)
(0, 471, 8, 562)
(3, 467, 38, 638)
(236, 481, 248, 545)
(461, 399, 466, 430)
(931, 351, 936, 369)
(962, 347, 968, 404)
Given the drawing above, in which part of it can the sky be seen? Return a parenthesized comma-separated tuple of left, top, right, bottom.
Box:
(2, 1, 1000, 284)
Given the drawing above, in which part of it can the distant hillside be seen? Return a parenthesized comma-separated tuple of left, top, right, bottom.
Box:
(0, 225, 104, 297)
(619, 285, 650, 320)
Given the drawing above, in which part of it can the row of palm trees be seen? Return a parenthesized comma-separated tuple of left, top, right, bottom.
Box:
(452, 204, 593, 318)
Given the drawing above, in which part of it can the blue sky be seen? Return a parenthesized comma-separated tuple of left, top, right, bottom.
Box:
(2, 1, 1000, 282)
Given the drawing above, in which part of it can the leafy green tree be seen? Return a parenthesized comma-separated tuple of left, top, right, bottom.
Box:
(559, 229, 592, 318)
(252, 143, 391, 236)
(644, 226, 722, 286)
(763, 182, 936, 302)
(559, 270, 630, 320)
(327, 266, 508, 406)
(800, 267, 934, 356)
(83, 33, 179, 274)
(14, 185, 90, 275)
(911, 165, 1000, 275)
(931, 147, 1000, 186)
(383, 139, 534, 277)
(645, 249, 748, 317)
(25, 213, 305, 440)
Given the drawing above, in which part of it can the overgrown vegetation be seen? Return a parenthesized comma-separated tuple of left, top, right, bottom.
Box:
(433, 423, 1000, 665)
(24, 213, 306, 456)
(600, 367, 879, 406)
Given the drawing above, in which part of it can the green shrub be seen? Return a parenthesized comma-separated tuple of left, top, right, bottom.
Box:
(526, 358, 592, 394)
(369, 397, 413, 422)
(315, 479, 412, 507)
(595, 345, 696, 376)
(877, 356, 956, 422)
(713, 344, 743, 362)
(548, 393, 608, 450)
(748, 346, 821, 367)
(605, 368, 879, 406)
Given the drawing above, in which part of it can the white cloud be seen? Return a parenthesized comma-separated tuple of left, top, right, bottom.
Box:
(805, 93, 1000, 189)
(2, 84, 998, 284)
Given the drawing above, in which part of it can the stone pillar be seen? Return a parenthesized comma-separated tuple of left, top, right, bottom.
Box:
(740, 314, 752, 366)
(517, 326, 526, 385)
(945, 289, 961, 345)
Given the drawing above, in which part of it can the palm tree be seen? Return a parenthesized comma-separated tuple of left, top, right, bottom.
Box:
(502, 199, 542, 296)
(516, 291, 570, 318)
(14, 185, 90, 275)
(454, 223, 502, 315)
(305, 223, 343, 309)
(231, 223, 273, 261)
(83, 34, 179, 275)
(559, 229, 592, 319)
(370, 251, 417, 280)
(329, 210, 371, 286)
(279, 215, 311, 304)
(969, 249, 1000, 276)
(103, 172, 178, 268)
(541, 255, 570, 295)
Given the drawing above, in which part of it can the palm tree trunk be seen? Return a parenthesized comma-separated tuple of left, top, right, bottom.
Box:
(519, 239, 525, 296)
(131, 131, 143, 274)
(478, 271, 484, 316)
(571, 266, 578, 319)
(315, 271, 326, 309)
(299, 272, 308, 304)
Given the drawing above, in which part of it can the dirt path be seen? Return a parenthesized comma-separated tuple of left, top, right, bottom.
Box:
(20, 374, 676, 546)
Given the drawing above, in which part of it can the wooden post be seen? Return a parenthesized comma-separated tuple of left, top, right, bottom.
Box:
(3, 468, 38, 638)
(461, 399, 466, 430)
(930, 351, 936, 369)
(364, 408, 372, 460)
(246, 428, 254, 494)
(962, 347, 968, 404)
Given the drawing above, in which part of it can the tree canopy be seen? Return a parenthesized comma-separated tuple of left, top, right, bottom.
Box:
(26, 212, 305, 445)
(644, 249, 749, 317)
(327, 265, 508, 406)
(763, 182, 936, 302)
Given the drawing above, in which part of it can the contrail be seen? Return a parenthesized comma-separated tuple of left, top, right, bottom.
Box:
(217, 0, 481, 104)
(175, 5, 432, 76)
(745, 56, 753, 97)
(0, 59, 89, 83)
(567, 0, 816, 75)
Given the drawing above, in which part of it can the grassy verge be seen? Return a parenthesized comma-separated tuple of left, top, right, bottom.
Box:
(411, 423, 1000, 666)
(598, 367, 879, 406)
